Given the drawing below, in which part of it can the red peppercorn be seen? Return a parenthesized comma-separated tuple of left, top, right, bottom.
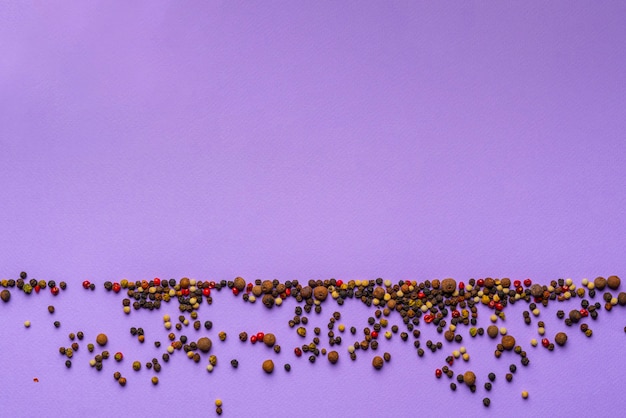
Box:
(294, 347, 302, 357)
(34, 285, 40, 294)
(285, 288, 291, 296)
(246, 283, 253, 293)
(495, 303, 503, 311)
(418, 291, 425, 299)
(580, 308, 589, 317)
(435, 369, 442, 378)
(209, 281, 216, 289)
(458, 282, 465, 290)
(488, 300, 495, 309)
(541, 338, 549, 347)
(424, 314, 434, 324)
(250, 335, 257, 344)
(336, 280, 343, 287)
(477, 279, 484, 287)
(112, 283, 121, 293)
(514, 280, 521, 288)
(82, 280, 90, 289)
(181, 288, 190, 296)
(524, 278, 532, 287)
(153, 278, 161, 286)
(516, 286, 524, 294)
(371, 331, 379, 339)
(562, 285, 569, 291)
(257, 332, 264, 341)
(202, 288, 211, 297)
(452, 310, 460, 318)
(51, 286, 59, 296)
(232, 288, 239, 296)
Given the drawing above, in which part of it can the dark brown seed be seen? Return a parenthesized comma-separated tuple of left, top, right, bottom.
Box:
(262, 359, 274, 374)
(607, 275, 621, 290)
(96, 333, 108, 346)
(233, 276, 246, 291)
(463, 371, 476, 386)
(569, 310, 582, 323)
(313, 286, 328, 301)
(197, 337, 212, 353)
(441, 278, 456, 294)
(501, 335, 516, 351)
(530, 284, 543, 298)
(372, 356, 384, 370)
(383, 352, 391, 362)
(263, 333, 276, 347)
(47, 305, 55, 314)
(555, 332, 568, 346)
(594, 276, 607, 290)
(487, 325, 499, 339)
(0, 290, 10, 303)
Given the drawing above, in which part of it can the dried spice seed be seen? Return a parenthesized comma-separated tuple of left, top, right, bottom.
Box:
(96, 334, 108, 346)
(262, 359, 274, 373)
(372, 356, 384, 370)
(555, 332, 568, 346)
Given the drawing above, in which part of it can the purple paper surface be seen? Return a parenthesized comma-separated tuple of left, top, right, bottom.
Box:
(1, 1, 625, 417)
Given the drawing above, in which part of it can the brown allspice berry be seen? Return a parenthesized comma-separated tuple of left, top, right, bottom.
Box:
(328, 351, 339, 364)
(463, 371, 476, 386)
(372, 356, 384, 370)
(501, 335, 516, 351)
(373, 287, 385, 300)
(180, 277, 190, 289)
(263, 333, 276, 347)
(555, 332, 568, 346)
(1, 289, 11, 303)
(569, 310, 582, 323)
(441, 278, 456, 294)
(300, 286, 312, 299)
(262, 359, 274, 374)
(594, 276, 607, 290)
(233, 277, 246, 291)
(486, 325, 499, 339)
(313, 286, 328, 301)
(96, 333, 108, 346)
(197, 337, 212, 353)
(607, 275, 621, 290)
(618, 292, 626, 306)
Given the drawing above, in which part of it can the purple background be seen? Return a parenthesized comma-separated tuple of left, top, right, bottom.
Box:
(1, 1, 625, 417)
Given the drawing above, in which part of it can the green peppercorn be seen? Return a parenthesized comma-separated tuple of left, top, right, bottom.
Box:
(151, 376, 158, 385)
(132, 361, 141, 371)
